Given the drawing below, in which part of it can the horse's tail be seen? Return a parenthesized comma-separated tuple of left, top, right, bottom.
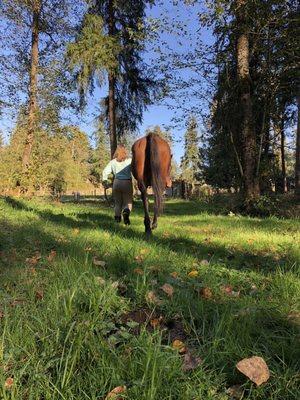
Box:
(148, 133, 164, 214)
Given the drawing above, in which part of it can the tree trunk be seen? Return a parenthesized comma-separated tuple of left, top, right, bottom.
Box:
(108, 0, 117, 158)
(108, 73, 117, 158)
(280, 117, 287, 193)
(22, 1, 40, 171)
(295, 95, 300, 196)
(236, 0, 260, 201)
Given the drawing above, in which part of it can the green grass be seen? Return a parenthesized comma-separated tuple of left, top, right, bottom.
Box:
(0, 196, 299, 400)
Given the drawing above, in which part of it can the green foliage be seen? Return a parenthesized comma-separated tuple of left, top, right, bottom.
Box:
(239, 195, 283, 218)
(67, 13, 121, 103)
(181, 116, 201, 184)
(69, 0, 156, 137)
(0, 117, 92, 194)
(89, 121, 111, 186)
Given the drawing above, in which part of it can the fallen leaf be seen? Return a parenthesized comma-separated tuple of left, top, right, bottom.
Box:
(287, 311, 300, 325)
(200, 259, 209, 266)
(150, 317, 162, 328)
(85, 246, 92, 252)
(182, 351, 202, 372)
(111, 281, 121, 290)
(249, 284, 258, 295)
(133, 268, 143, 275)
(140, 248, 150, 255)
(160, 283, 174, 297)
(200, 287, 213, 299)
(134, 255, 144, 264)
(35, 290, 44, 300)
(188, 270, 199, 277)
(146, 291, 163, 305)
(10, 299, 25, 307)
(170, 271, 178, 279)
(105, 385, 126, 399)
(149, 265, 161, 273)
(172, 339, 187, 354)
(4, 377, 14, 389)
(95, 276, 106, 285)
(226, 385, 244, 399)
(47, 249, 56, 262)
(221, 285, 233, 295)
(162, 231, 170, 238)
(93, 257, 106, 267)
(28, 267, 37, 275)
(236, 356, 270, 386)
(73, 228, 80, 235)
(26, 252, 41, 266)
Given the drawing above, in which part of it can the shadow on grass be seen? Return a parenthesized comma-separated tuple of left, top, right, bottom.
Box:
(2, 196, 297, 275)
(1, 199, 299, 392)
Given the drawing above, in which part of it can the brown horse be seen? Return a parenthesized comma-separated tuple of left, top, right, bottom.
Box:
(131, 132, 172, 236)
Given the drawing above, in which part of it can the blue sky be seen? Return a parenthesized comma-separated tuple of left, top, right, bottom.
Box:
(0, 1, 214, 164)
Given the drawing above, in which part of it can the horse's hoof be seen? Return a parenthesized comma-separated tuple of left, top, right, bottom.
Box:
(145, 230, 152, 240)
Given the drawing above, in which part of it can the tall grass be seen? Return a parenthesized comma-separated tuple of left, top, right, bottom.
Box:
(0, 196, 299, 399)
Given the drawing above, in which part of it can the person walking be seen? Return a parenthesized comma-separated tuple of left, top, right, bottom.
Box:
(102, 145, 133, 225)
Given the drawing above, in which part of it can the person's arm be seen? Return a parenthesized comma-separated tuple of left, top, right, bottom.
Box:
(102, 160, 113, 182)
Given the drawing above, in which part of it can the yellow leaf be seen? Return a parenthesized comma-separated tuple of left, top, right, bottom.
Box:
(188, 270, 198, 277)
(172, 339, 187, 354)
(140, 248, 150, 255)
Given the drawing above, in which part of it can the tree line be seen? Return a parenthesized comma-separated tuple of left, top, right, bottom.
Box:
(0, 0, 299, 203)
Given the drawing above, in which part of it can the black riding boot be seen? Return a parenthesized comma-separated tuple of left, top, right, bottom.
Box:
(122, 208, 131, 225)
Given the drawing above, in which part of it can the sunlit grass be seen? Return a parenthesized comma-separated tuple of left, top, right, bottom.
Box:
(0, 196, 299, 399)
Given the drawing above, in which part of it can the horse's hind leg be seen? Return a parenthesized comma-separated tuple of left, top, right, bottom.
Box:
(139, 182, 151, 236)
(152, 195, 158, 229)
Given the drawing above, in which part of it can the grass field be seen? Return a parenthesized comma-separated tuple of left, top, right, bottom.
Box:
(0, 196, 299, 400)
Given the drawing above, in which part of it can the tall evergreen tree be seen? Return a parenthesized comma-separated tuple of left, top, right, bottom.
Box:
(89, 120, 111, 186)
(180, 116, 201, 187)
(68, 0, 156, 157)
(235, 0, 260, 200)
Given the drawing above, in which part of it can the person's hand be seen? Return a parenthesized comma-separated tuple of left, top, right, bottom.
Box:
(102, 180, 109, 189)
